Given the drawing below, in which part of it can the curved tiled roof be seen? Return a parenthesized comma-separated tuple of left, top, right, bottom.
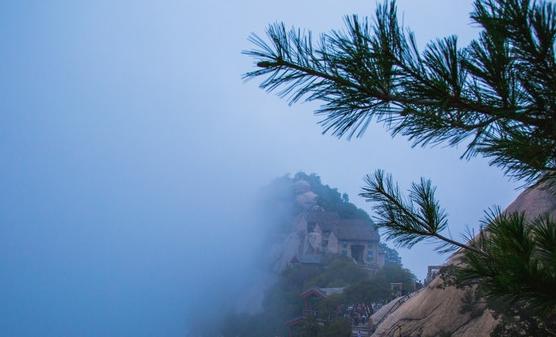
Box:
(306, 211, 378, 241)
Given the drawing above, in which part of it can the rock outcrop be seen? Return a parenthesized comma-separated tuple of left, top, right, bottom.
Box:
(370, 182, 556, 337)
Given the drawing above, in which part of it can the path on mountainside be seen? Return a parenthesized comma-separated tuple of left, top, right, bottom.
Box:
(363, 289, 424, 337)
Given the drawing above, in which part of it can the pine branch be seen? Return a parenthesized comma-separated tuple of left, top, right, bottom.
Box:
(360, 170, 486, 256)
(459, 210, 556, 315)
(244, 0, 556, 183)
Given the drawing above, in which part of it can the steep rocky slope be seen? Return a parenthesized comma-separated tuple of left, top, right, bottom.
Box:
(370, 183, 556, 337)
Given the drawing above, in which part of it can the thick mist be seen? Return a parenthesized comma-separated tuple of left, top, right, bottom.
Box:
(0, 1, 519, 336)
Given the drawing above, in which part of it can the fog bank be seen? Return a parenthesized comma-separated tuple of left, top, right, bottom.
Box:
(0, 1, 518, 336)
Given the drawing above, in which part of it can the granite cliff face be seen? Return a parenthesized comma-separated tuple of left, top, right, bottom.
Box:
(370, 183, 556, 337)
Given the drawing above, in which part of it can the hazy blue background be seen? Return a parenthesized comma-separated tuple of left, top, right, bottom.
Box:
(1, 1, 518, 336)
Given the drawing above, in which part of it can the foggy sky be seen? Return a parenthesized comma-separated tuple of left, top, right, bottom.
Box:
(1, 1, 518, 336)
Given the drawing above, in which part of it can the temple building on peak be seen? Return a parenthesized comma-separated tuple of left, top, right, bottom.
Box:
(292, 210, 385, 271)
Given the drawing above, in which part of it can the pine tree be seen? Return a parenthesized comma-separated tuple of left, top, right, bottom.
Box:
(244, 0, 556, 327)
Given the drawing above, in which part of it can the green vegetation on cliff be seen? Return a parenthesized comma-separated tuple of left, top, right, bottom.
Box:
(220, 257, 415, 337)
(293, 172, 370, 221)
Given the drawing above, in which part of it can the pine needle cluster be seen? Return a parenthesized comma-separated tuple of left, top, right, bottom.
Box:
(244, 0, 556, 183)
